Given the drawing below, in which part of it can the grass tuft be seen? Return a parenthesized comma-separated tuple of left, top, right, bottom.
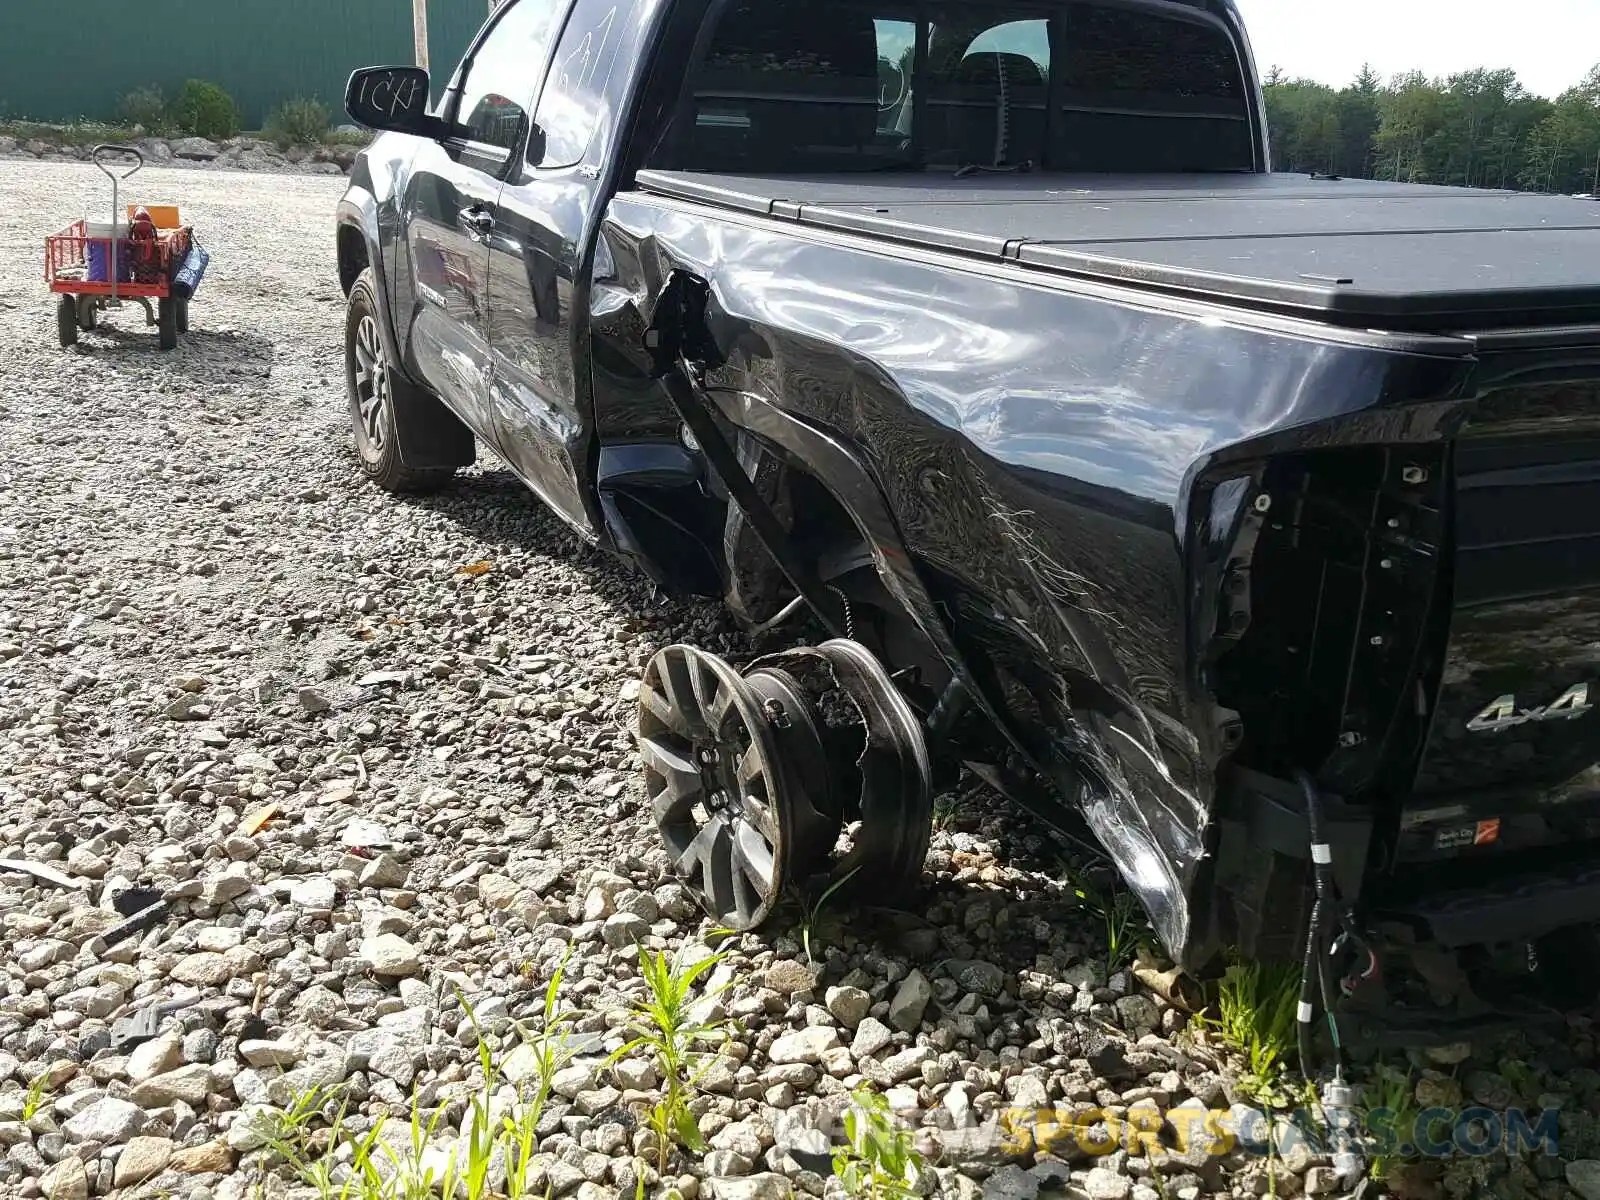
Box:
(798, 866, 860, 963)
(1060, 862, 1155, 973)
(833, 1088, 926, 1200)
(1197, 959, 1302, 1106)
(606, 942, 735, 1173)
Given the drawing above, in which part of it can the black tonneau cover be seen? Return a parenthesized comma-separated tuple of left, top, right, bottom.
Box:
(635, 170, 1600, 330)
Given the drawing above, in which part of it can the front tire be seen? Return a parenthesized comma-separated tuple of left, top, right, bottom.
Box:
(57, 295, 78, 347)
(175, 298, 189, 333)
(157, 297, 178, 350)
(345, 268, 455, 494)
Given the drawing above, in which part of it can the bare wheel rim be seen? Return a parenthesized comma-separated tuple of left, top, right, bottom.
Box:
(639, 645, 789, 929)
(350, 313, 390, 459)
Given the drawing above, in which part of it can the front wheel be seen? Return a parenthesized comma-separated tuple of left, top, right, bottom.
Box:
(57, 294, 78, 347)
(157, 297, 178, 350)
(345, 268, 455, 493)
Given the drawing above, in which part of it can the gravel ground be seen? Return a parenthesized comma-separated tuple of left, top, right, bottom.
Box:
(2, 161, 1599, 1200)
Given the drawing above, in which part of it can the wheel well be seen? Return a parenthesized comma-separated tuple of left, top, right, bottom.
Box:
(337, 224, 369, 296)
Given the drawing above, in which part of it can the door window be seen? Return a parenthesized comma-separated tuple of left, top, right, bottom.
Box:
(457, 0, 566, 152)
(533, 0, 636, 167)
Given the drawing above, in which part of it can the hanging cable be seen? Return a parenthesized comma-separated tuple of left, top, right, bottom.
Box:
(1292, 768, 1347, 1082)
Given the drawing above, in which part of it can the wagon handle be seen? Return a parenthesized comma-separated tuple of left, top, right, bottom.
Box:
(93, 145, 143, 305)
(92, 143, 144, 180)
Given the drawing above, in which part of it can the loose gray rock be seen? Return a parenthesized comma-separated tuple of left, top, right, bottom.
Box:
(888, 970, 932, 1032)
(769, 1027, 842, 1065)
(63, 1096, 145, 1144)
(1083, 1167, 1132, 1200)
(824, 985, 871, 1029)
(851, 1017, 894, 1059)
(113, 1136, 175, 1187)
(708, 1173, 792, 1200)
(1568, 1161, 1600, 1200)
(766, 960, 819, 995)
(41, 1155, 89, 1200)
(360, 933, 422, 976)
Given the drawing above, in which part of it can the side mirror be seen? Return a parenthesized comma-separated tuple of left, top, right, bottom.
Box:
(345, 66, 443, 136)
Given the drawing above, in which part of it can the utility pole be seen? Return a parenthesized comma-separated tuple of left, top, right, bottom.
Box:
(412, 0, 430, 70)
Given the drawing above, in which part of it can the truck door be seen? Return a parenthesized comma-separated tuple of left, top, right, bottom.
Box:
(401, 0, 565, 447)
(483, 0, 647, 537)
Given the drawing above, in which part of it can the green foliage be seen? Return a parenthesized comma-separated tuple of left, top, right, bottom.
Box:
(118, 86, 170, 133)
(258, 965, 579, 1200)
(21, 1072, 50, 1121)
(798, 866, 859, 963)
(174, 79, 240, 140)
(1198, 960, 1301, 1105)
(1061, 863, 1154, 973)
(267, 97, 331, 148)
(503, 954, 582, 1198)
(261, 1084, 389, 1200)
(0, 118, 141, 147)
(606, 943, 735, 1172)
(1264, 61, 1600, 195)
(1361, 1063, 1422, 1183)
(833, 1088, 925, 1200)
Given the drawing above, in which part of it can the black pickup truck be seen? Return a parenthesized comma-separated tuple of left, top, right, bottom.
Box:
(337, 0, 1600, 1039)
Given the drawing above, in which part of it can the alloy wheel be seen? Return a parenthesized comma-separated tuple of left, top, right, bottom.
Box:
(351, 313, 390, 457)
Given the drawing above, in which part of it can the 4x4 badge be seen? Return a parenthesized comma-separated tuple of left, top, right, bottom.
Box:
(1466, 683, 1593, 733)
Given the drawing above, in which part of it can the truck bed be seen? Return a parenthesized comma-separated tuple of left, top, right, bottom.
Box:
(635, 170, 1600, 331)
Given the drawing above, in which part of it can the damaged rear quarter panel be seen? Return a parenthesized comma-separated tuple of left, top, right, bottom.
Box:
(590, 191, 1473, 965)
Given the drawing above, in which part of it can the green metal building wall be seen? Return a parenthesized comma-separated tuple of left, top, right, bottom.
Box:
(0, 0, 489, 128)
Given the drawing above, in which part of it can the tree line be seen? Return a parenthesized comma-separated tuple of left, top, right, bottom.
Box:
(1263, 64, 1600, 195)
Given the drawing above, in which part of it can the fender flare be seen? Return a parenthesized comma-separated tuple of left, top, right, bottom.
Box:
(336, 195, 475, 471)
(704, 383, 1192, 958)
(336, 194, 411, 386)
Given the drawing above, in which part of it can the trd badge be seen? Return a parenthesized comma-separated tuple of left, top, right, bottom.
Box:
(1466, 683, 1593, 734)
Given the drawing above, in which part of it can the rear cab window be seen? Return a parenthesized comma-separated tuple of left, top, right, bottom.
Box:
(657, 0, 1253, 175)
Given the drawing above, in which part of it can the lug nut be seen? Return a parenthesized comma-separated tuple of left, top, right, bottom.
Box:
(1402, 465, 1428, 484)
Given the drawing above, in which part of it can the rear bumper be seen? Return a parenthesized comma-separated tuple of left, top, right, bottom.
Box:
(1210, 767, 1600, 957)
(1381, 859, 1600, 947)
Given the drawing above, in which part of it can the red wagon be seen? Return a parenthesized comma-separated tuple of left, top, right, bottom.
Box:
(45, 144, 198, 350)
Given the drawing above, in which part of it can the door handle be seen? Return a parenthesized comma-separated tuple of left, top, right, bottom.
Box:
(457, 206, 495, 236)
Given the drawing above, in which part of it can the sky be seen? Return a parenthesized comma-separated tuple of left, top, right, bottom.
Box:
(1231, 0, 1600, 99)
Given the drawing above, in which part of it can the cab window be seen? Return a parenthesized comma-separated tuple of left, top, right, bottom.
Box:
(456, 0, 566, 152)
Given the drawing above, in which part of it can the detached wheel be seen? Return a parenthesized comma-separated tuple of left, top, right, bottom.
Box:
(76, 296, 98, 331)
(57, 295, 78, 347)
(157, 297, 178, 350)
(639, 645, 840, 930)
(345, 267, 454, 493)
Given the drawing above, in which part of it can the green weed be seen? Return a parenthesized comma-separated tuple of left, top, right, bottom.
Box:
(266, 97, 331, 148)
(606, 943, 735, 1172)
(174, 79, 241, 139)
(1200, 960, 1302, 1105)
(1362, 1063, 1422, 1184)
(255, 961, 582, 1200)
(503, 953, 581, 1198)
(798, 867, 860, 963)
(833, 1088, 925, 1200)
(260, 1083, 389, 1200)
(1061, 863, 1154, 973)
(21, 1072, 49, 1121)
(118, 86, 173, 134)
